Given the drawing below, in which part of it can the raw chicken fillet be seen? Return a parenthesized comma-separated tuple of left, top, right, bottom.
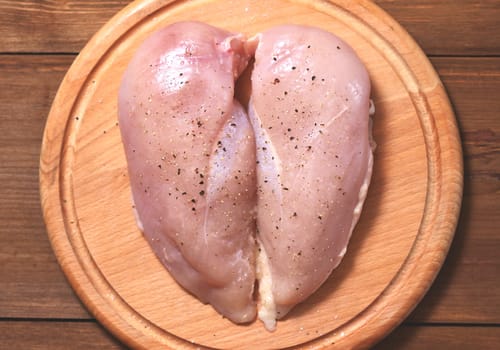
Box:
(118, 21, 373, 330)
(248, 25, 373, 330)
(118, 22, 257, 323)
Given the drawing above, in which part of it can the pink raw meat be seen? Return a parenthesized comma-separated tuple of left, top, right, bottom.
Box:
(118, 22, 257, 323)
(118, 22, 374, 330)
(248, 25, 373, 330)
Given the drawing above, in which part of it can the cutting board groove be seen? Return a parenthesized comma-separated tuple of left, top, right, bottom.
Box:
(40, 0, 462, 349)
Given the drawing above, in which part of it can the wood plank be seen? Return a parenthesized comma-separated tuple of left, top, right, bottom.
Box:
(409, 57, 500, 323)
(0, 321, 125, 349)
(0, 0, 130, 53)
(0, 1, 499, 55)
(0, 321, 498, 349)
(0, 56, 498, 324)
(0, 55, 90, 319)
(376, 325, 500, 350)
(375, 0, 500, 56)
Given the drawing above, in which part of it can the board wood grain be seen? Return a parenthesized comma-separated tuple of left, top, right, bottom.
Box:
(2, 321, 499, 350)
(0, 55, 91, 319)
(39, 0, 462, 349)
(375, 325, 500, 350)
(0, 0, 131, 53)
(375, 0, 500, 56)
(1, 0, 499, 55)
(0, 321, 125, 350)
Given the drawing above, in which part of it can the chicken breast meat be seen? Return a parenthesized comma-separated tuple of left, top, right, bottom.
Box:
(118, 22, 257, 323)
(118, 21, 373, 331)
(248, 25, 373, 330)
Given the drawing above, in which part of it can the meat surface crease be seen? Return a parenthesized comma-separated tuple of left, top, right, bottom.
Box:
(118, 21, 373, 331)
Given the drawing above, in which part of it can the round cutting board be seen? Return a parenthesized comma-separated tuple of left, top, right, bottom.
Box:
(39, 0, 463, 349)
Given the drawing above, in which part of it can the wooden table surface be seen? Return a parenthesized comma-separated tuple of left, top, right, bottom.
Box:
(1, 1, 499, 349)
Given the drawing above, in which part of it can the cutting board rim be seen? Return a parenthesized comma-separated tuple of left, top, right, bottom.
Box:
(39, 0, 463, 349)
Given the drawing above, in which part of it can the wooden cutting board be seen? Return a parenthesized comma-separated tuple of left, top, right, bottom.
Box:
(39, 0, 463, 349)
